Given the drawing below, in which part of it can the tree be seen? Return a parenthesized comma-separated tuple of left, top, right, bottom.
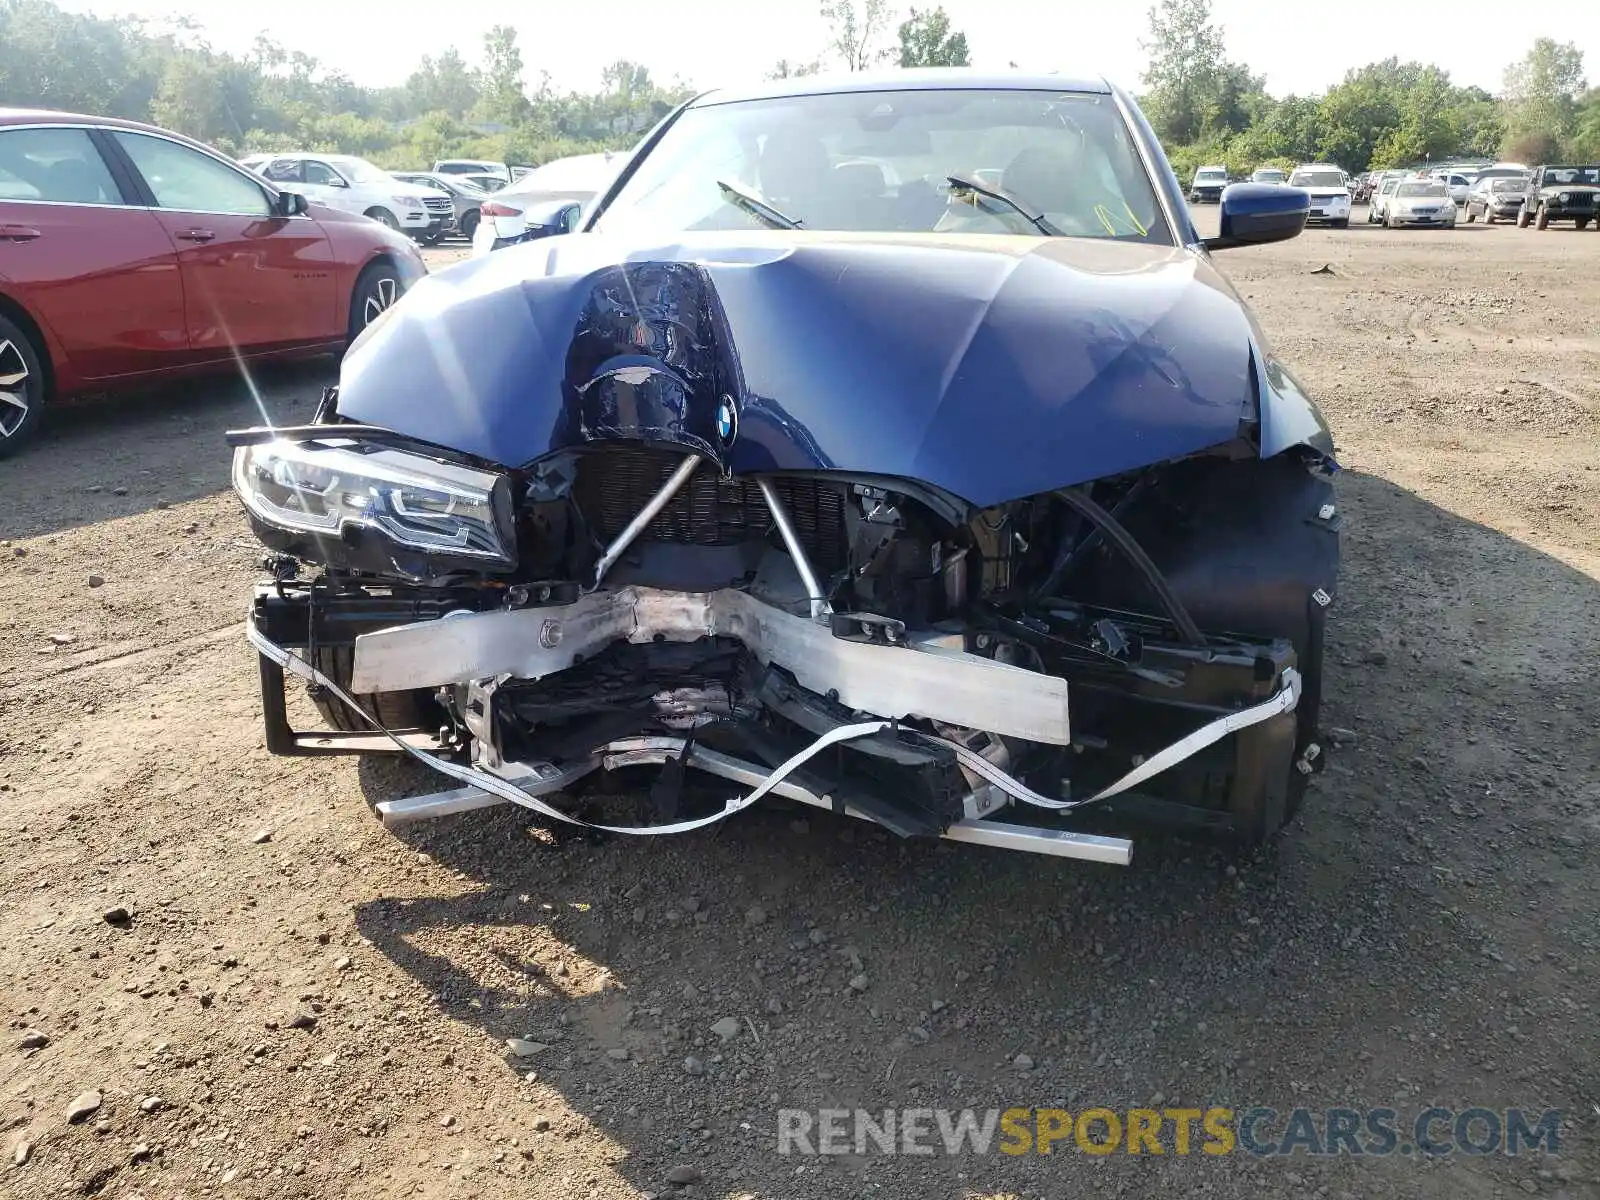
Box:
(477, 24, 528, 124)
(406, 48, 480, 120)
(1139, 0, 1226, 146)
(767, 58, 822, 80)
(1500, 39, 1585, 159)
(820, 0, 894, 72)
(897, 6, 970, 68)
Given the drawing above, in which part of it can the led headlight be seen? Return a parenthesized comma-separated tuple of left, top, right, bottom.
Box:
(232, 438, 515, 569)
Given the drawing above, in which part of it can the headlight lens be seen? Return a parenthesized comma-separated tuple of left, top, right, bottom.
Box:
(1559, 192, 1571, 204)
(232, 439, 515, 568)
(394, 194, 423, 209)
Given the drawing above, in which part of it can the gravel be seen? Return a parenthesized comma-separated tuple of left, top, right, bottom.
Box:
(1, 227, 1596, 1199)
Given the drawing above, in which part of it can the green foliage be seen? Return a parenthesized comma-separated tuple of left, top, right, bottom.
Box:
(1154, 41, 1589, 178)
(820, 0, 896, 72)
(896, 6, 970, 68)
(0, 0, 691, 169)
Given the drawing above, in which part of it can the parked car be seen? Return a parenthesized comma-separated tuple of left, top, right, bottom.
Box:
(1463, 176, 1528, 224)
(1351, 173, 1375, 203)
(470, 150, 627, 255)
(231, 70, 1335, 867)
(0, 108, 425, 457)
(239, 153, 447, 240)
(1188, 164, 1228, 202)
(1366, 175, 1404, 223)
(1437, 173, 1473, 206)
(458, 172, 508, 193)
(390, 171, 486, 242)
(1383, 180, 1456, 228)
(1250, 167, 1288, 185)
(433, 158, 510, 183)
(1516, 164, 1600, 230)
(1287, 164, 1351, 227)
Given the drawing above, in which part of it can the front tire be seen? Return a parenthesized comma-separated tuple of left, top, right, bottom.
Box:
(1577, 217, 1591, 231)
(1535, 205, 1549, 230)
(1516, 206, 1530, 228)
(458, 209, 480, 241)
(1332, 218, 1349, 228)
(347, 260, 404, 343)
(305, 645, 434, 733)
(0, 314, 46, 460)
(364, 207, 400, 231)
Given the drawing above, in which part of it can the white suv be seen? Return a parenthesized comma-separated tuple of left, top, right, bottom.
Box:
(239, 153, 442, 237)
(1287, 164, 1352, 228)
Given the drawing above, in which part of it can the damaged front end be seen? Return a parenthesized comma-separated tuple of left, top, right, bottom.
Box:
(231, 233, 1340, 863)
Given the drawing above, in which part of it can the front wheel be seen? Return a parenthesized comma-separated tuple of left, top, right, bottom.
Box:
(1332, 218, 1349, 228)
(364, 207, 400, 231)
(1535, 206, 1549, 230)
(347, 261, 404, 343)
(458, 209, 480, 241)
(0, 314, 46, 460)
(305, 644, 435, 733)
(1466, 208, 1476, 223)
(1577, 217, 1591, 231)
(1516, 206, 1530, 228)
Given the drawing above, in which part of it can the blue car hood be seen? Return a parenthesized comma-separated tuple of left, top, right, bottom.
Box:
(338, 230, 1280, 508)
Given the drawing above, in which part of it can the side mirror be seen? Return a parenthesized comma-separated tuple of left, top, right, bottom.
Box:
(277, 191, 309, 217)
(327, 176, 350, 188)
(1204, 183, 1309, 251)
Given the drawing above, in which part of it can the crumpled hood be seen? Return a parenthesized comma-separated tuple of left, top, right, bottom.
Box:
(337, 230, 1264, 508)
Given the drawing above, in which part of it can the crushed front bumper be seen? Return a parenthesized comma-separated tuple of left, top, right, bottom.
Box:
(248, 577, 1306, 863)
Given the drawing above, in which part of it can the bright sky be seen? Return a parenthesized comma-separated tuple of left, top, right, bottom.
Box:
(56, 0, 1600, 98)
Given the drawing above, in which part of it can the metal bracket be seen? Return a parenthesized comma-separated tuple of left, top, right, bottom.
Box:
(829, 611, 908, 646)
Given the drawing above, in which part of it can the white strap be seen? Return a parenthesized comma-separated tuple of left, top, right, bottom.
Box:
(251, 621, 1299, 830)
(916, 667, 1301, 810)
(249, 621, 886, 836)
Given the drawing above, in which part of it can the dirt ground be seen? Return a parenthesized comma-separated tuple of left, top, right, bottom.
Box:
(2, 209, 1597, 1200)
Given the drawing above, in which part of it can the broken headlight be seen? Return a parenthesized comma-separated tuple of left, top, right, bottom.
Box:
(232, 439, 515, 569)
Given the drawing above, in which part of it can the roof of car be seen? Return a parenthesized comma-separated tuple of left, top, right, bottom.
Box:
(0, 107, 177, 136)
(693, 69, 1112, 107)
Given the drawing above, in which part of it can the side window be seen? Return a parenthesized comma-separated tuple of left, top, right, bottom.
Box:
(0, 127, 122, 206)
(303, 161, 344, 187)
(112, 132, 270, 216)
(261, 159, 301, 183)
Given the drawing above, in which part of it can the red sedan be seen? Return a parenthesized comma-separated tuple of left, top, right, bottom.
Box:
(0, 109, 427, 457)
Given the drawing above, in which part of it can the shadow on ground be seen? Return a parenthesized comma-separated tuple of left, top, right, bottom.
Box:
(342, 468, 1598, 1197)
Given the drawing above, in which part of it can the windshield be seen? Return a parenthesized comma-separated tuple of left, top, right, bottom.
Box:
(323, 155, 387, 185)
(1545, 166, 1600, 186)
(1195, 169, 1226, 181)
(592, 88, 1169, 244)
(1289, 169, 1345, 188)
(1397, 183, 1447, 198)
(1490, 179, 1525, 194)
(1254, 169, 1285, 180)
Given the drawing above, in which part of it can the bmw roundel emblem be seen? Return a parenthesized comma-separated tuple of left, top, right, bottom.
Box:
(715, 395, 738, 445)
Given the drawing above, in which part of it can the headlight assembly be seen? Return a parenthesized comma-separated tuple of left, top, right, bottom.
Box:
(232, 438, 515, 571)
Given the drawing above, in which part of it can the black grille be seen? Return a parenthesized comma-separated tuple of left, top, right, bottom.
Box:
(572, 447, 849, 575)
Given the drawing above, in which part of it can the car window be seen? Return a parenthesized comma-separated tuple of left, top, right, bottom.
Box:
(594, 88, 1170, 245)
(1289, 169, 1345, 188)
(304, 160, 346, 187)
(113, 133, 271, 216)
(0, 126, 123, 205)
(259, 159, 299, 182)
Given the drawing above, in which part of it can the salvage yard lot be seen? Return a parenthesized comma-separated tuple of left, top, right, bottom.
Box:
(2, 210, 1597, 1199)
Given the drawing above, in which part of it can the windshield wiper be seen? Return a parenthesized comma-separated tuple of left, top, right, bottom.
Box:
(946, 174, 1063, 236)
(715, 178, 803, 230)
